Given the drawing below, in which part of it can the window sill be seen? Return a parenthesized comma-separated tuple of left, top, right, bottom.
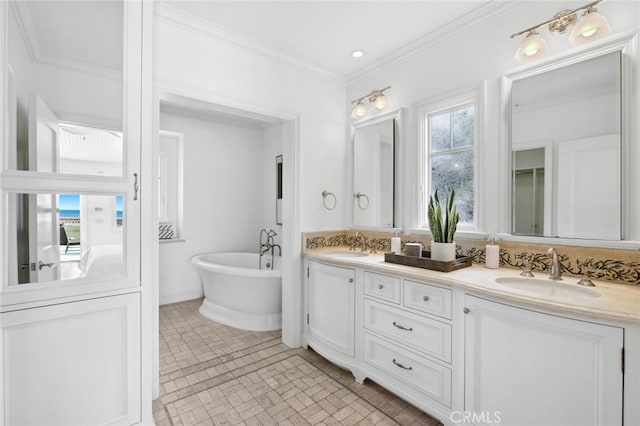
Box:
(159, 238, 186, 244)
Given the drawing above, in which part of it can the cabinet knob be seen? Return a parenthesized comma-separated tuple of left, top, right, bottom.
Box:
(463, 307, 470, 314)
(348, 278, 354, 283)
(423, 296, 429, 302)
(378, 284, 384, 290)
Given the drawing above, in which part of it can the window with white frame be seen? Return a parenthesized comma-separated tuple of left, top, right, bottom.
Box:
(423, 95, 477, 230)
(158, 131, 183, 239)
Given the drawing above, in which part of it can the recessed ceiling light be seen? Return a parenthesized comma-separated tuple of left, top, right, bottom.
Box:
(351, 50, 364, 58)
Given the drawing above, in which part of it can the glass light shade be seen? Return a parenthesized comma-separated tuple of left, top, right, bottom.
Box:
(568, 10, 611, 45)
(514, 31, 549, 63)
(351, 101, 367, 119)
(371, 93, 388, 111)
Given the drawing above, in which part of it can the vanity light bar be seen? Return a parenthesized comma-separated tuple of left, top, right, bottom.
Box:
(511, 0, 611, 63)
(510, 0, 606, 40)
(351, 86, 391, 119)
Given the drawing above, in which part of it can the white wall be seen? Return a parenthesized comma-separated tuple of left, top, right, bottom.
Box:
(345, 1, 640, 237)
(260, 123, 283, 248)
(80, 195, 122, 251)
(158, 112, 265, 304)
(154, 8, 347, 233)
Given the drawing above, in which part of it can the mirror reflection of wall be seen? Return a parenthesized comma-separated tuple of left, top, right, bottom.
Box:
(511, 50, 621, 240)
(7, 0, 124, 174)
(353, 118, 395, 227)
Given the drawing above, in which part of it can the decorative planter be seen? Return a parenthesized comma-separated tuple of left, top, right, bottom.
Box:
(430, 242, 456, 262)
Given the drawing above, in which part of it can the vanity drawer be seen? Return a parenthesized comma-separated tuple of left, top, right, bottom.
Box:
(364, 299, 451, 363)
(403, 280, 452, 320)
(364, 272, 401, 304)
(363, 332, 452, 408)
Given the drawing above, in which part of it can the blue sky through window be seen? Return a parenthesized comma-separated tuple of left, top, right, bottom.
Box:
(59, 194, 79, 211)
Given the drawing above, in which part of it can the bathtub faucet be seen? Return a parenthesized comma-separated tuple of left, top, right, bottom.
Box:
(259, 229, 280, 269)
(260, 229, 278, 254)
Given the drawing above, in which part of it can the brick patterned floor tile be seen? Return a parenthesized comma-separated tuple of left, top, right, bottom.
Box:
(155, 299, 443, 426)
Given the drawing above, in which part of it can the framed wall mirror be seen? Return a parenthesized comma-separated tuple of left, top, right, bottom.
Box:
(505, 34, 636, 241)
(352, 110, 397, 228)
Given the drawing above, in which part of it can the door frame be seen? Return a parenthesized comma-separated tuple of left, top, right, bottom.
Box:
(151, 85, 301, 399)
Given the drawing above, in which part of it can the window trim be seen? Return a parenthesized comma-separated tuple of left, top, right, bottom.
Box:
(417, 85, 484, 233)
(158, 130, 184, 240)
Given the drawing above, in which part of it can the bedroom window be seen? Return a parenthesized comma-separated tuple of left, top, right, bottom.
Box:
(158, 131, 184, 240)
(422, 92, 478, 231)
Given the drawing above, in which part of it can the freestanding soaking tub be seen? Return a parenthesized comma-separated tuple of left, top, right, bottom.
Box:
(190, 252, 282, 331)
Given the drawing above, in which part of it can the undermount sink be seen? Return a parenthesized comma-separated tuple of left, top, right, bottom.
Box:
(325, 251, 368, 258)
(494, 277, 601, 299)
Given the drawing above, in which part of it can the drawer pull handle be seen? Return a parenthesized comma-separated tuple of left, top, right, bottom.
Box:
(392, 358, 413, 371)
(464, 307, 470, 314)
(392, 321, 413, 331)
(378, 284, 384, 290)
(423, 296, 429, 302)
(348, 278, 354, 283)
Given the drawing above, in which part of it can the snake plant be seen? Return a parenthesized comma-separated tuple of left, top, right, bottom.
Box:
(428, 190, 459, 243)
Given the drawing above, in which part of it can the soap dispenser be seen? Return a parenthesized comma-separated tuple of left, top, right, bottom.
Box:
(485, 237, 500, 269)
(391, 232, 401, 254)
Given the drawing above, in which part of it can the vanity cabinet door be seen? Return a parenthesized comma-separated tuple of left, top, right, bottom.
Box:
(464, 295, 623, 426)
(307, 261, 355, 357)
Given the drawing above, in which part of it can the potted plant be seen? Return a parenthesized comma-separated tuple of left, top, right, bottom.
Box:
(428, 189, 459, 262)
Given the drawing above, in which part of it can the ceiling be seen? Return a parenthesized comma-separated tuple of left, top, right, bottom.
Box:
(14, 1, 500, 80)
(13, 1, 123, 73)
(512, 51, 620, 109)
(163, 1, 494, 78)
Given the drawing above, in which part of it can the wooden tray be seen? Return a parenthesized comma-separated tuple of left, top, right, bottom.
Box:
(384, 251, 472, 272)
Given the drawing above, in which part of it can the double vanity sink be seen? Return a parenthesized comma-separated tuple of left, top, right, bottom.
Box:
(303, 246, 640, 426)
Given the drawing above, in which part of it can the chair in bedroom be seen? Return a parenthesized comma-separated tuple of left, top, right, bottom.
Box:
(60, 223, 81, 253)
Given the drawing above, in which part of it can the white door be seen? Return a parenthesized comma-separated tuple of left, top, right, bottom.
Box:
(464, 295, 623, 426)
(307, 261, 355, 357)
(556, 134, 620, 239)
(27, 94, 60, 283)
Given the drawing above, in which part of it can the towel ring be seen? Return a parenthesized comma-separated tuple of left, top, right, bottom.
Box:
(322, 190, 337, 210)
(354, 192, 370, 210)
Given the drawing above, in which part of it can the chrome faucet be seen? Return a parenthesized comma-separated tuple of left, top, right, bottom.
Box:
(259, 229, 280, 269)
(351, 232, 367, 252)
(546, 247, 563, 281)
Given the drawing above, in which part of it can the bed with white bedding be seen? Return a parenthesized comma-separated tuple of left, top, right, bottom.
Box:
(79, 244, 124, 277)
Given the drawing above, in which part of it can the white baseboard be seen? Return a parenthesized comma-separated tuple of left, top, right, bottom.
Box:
(159, 289, 203, 306)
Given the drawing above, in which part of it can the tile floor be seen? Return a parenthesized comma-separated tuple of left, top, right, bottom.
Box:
(154, 299, 443, 426)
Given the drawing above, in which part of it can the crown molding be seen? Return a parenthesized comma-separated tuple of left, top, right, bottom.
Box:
(10, 1, 40, 62)
(154, 3, 344, 83)
(10, 1, 122, 81)
(345, 1, 524, 85)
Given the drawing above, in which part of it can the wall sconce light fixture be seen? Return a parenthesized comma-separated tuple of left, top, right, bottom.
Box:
(511, 0, 611, 63)
(351, 86, 391, 119)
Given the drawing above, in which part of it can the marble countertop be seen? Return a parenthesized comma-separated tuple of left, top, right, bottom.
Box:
(304, 247, 640, 324)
